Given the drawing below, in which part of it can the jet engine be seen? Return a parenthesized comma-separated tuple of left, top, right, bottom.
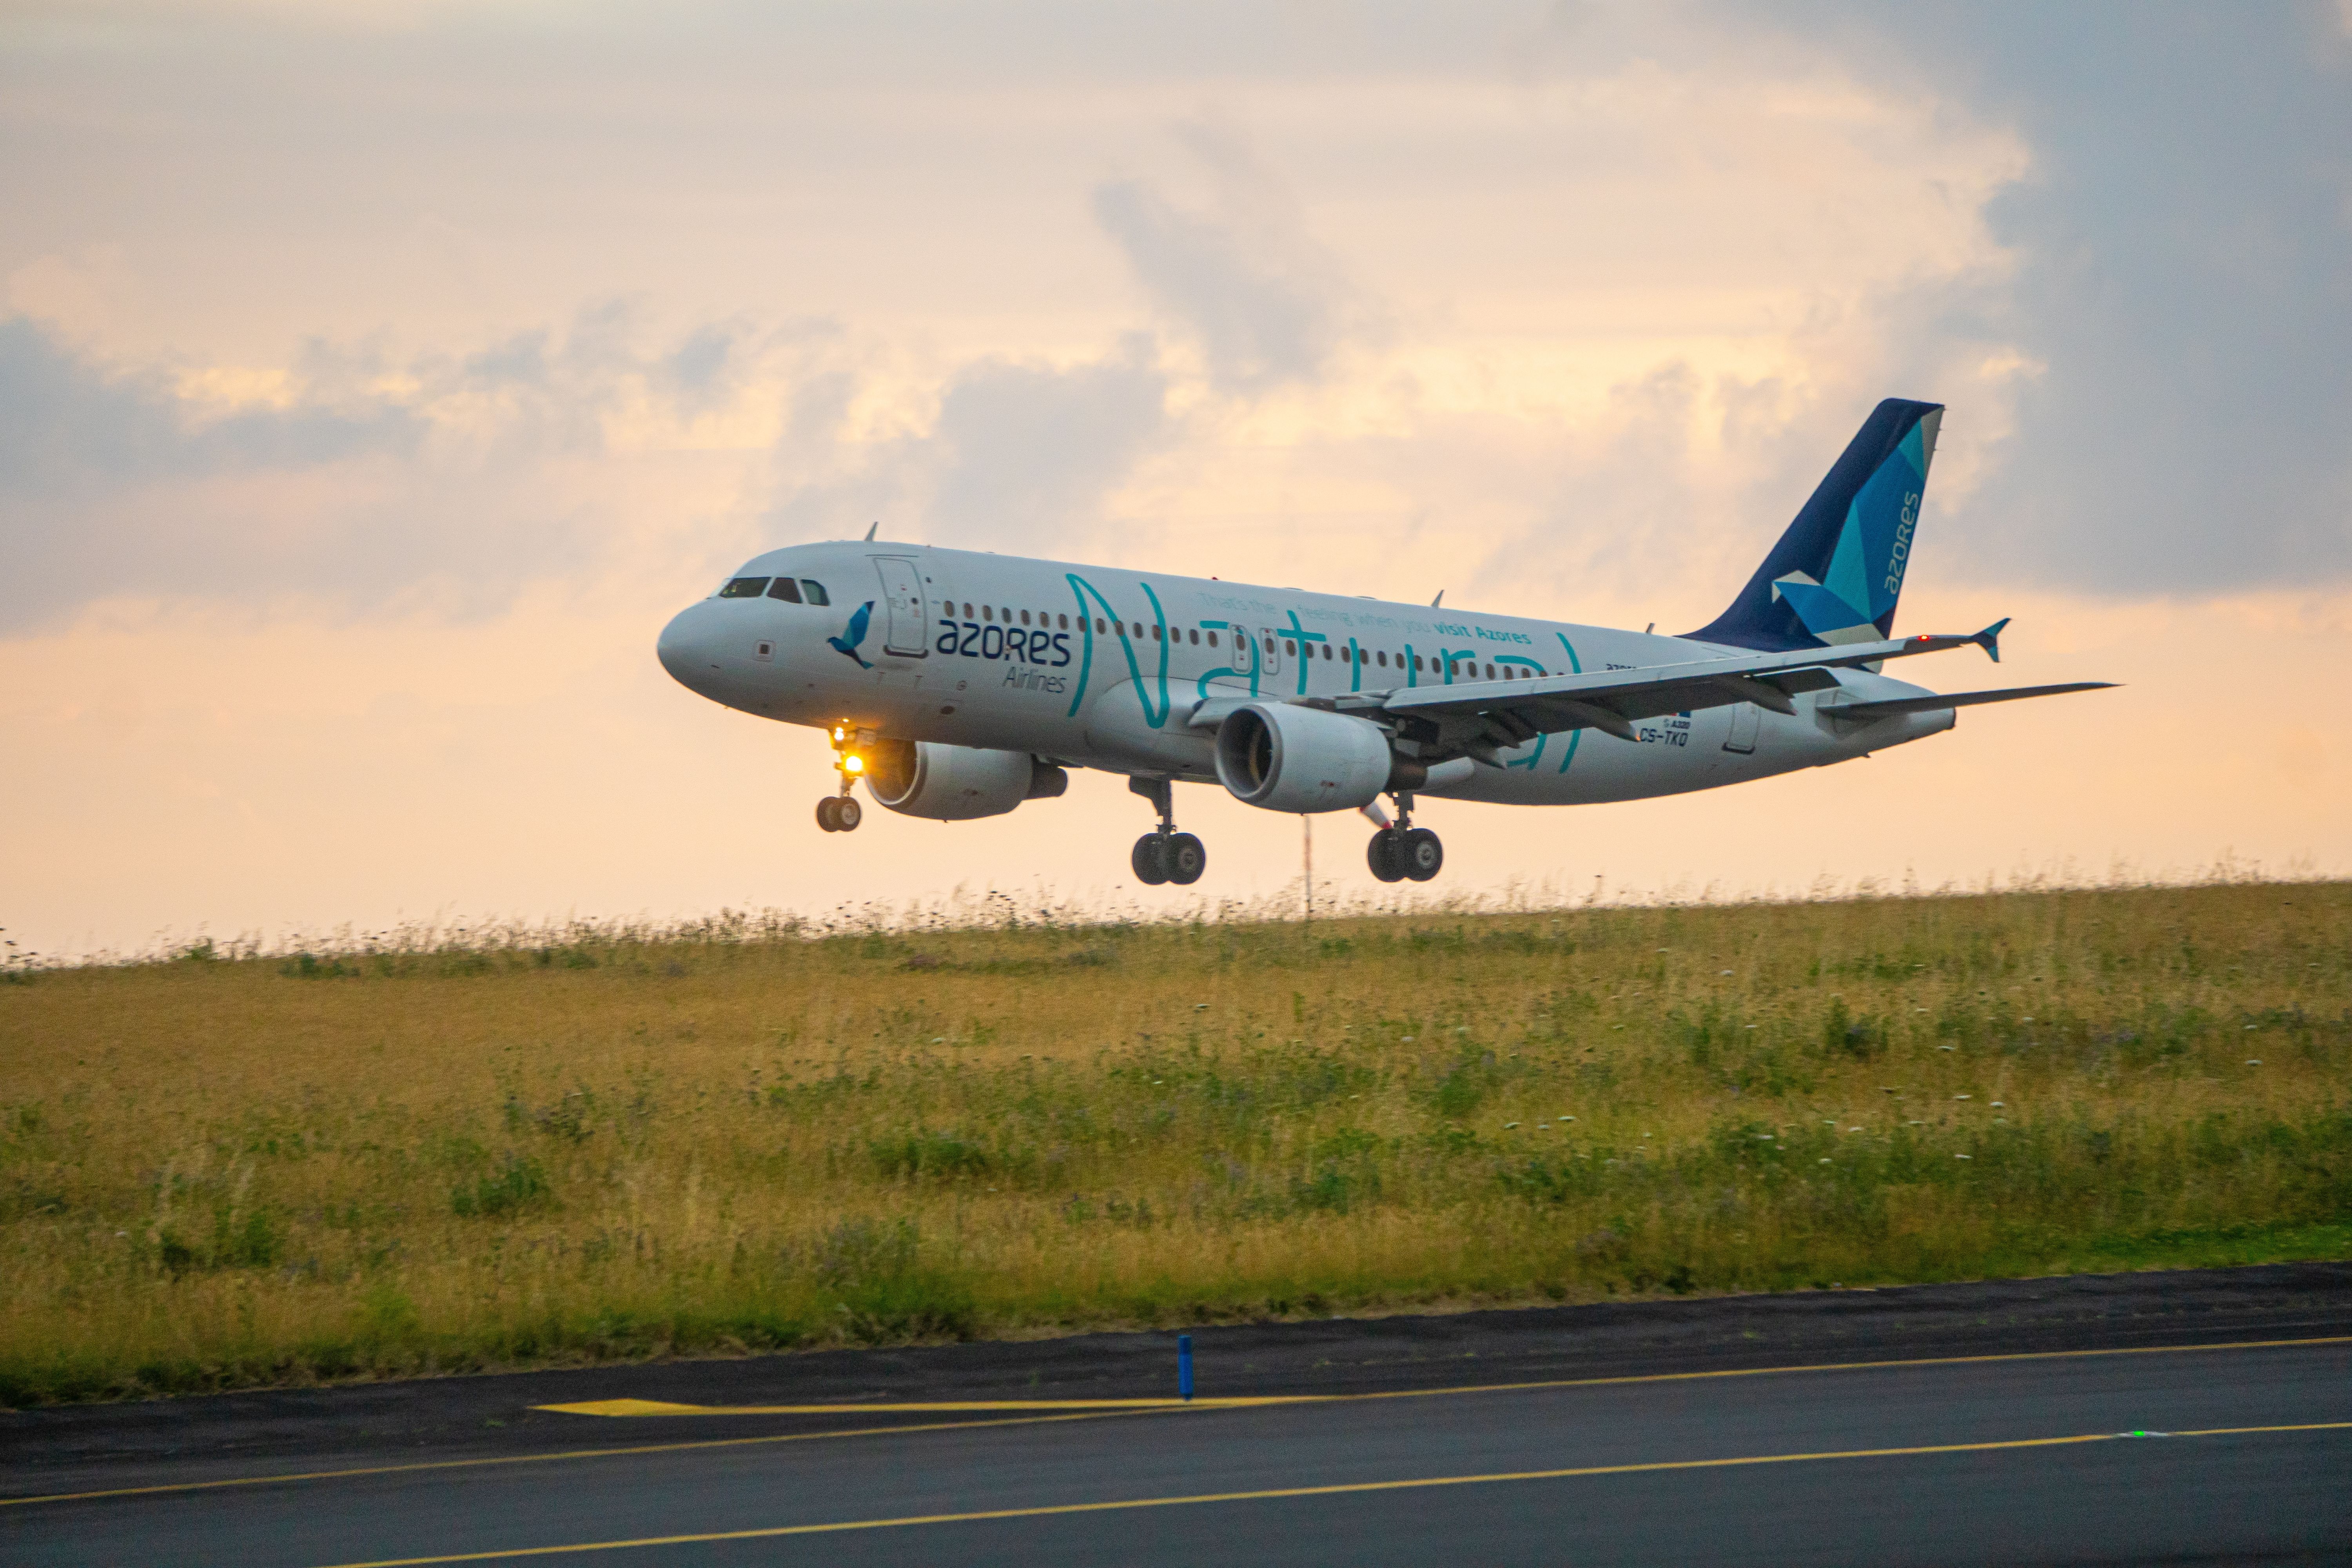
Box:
(1213, 702, 1419, 813)
(865, 740, 1068, 821)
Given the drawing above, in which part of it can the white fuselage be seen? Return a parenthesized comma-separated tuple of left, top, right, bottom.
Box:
(655, 541, 1955, 808)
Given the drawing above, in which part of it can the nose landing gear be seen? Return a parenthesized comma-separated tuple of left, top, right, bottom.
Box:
(817, 725, 866, 833)
(1128, 775, 1206, 886)
(1367, 793, 1442, 883)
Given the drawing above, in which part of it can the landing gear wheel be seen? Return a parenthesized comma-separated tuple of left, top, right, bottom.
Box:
(1367, 829, 1405, 883)
(1401, 827, 1443, 882)
(834, 795, 862, 831)
(1131, 833, 1171, 886)
(816, 797, 841, 832)
(1165, 832, 1207, 886)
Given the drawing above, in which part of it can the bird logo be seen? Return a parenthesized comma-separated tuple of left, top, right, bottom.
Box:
(828, 601, 877, 668)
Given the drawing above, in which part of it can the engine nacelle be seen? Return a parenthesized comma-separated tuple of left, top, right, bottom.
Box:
(1213, 702, 1408, 813)
(865, 740, 1067, 821)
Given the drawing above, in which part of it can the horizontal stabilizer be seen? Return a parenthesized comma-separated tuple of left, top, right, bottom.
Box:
(1835, 682, 2117, 721)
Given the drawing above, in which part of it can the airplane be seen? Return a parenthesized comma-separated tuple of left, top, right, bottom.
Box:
(657, 399, 2112, 886)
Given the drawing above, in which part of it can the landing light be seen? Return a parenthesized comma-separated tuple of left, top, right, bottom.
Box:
(844, 755, 864, 773)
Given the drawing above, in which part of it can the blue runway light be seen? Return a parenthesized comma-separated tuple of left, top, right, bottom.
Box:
(1178, 1334, 1194, 1402)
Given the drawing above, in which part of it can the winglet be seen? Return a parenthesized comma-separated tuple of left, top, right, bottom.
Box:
(1431, 590, 1445, 608)
(864, 521, 879, 541)
(1972, 617, 2011, 664)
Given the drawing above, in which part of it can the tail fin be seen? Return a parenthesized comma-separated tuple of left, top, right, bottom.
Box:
(1686, 398, 1943, 652)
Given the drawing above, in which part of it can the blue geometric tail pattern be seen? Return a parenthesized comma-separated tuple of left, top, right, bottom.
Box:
(1685, 399, 1942, 652)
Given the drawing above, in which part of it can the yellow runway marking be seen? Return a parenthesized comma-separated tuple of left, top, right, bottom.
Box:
(541, 1396, 1308, 1417)
(6, 1333, 2345, 1511)
(0, 1410, 1145, 1510)
(535, 1334, 2352, 1419)
(1334, 1333, 2352, 1410)
(311, 1421, 2352, 1566)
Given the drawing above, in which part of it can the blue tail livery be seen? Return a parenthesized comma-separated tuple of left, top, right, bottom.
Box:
(1688, 398, 1942, 652)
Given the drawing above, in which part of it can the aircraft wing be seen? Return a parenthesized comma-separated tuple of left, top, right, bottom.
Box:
(1328, 621, 2056, 757)
(1830, 682, 2116, 720)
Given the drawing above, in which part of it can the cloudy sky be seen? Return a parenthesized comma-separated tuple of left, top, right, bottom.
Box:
(5, 1, 2348, 956)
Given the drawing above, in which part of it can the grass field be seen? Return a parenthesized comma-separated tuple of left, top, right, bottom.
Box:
(2, 881, 2348, 1406)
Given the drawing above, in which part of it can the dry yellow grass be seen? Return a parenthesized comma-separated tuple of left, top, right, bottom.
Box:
(2, 881, 2347, 1404)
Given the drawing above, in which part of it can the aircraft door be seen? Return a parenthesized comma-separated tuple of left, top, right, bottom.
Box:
(1723, 703, 1759, 754)
(872, 556, 929, 658)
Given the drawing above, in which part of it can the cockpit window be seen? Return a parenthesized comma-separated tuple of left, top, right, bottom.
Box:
(766, 577, 803, 604)
(800, 579, 830, 606)
(719, 576, 770, 599)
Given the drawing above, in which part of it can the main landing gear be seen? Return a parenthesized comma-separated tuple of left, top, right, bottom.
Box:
(1367, 794, 1442, 883)
(1128, 775, 1206, 886)
(816, 726, 865, 833)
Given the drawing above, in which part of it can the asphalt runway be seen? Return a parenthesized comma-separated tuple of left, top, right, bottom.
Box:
(7, 1267, 2350, 1566)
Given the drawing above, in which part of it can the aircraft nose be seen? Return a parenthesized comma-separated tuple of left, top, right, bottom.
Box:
(656, 602, 719, 691)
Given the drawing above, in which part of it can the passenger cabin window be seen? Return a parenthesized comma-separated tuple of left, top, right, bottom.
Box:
(719, 576, 769, 598)
(1207, 632, 1218, 648)
(766, 577, 802, 603)
(801, 579, 830, 606)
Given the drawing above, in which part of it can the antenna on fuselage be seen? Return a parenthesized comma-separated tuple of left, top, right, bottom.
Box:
(1430, 590, 1445, 608)
(864, 521, 878, 541)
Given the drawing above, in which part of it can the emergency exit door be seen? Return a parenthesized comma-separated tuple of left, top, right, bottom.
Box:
(1252, 626, 1282, 678)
